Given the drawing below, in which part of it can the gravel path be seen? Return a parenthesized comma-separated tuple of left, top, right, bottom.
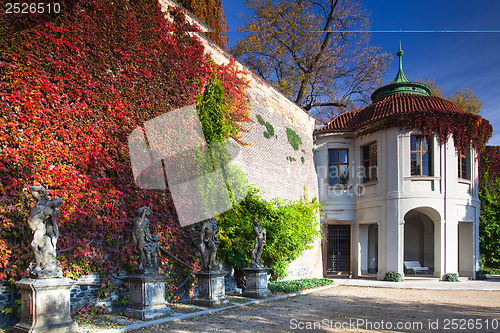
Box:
(129, 285, 500, 332)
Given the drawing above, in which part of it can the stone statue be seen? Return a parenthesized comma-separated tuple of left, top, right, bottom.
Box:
(199, 215, 222, 272)
(27, 186, 63, 278)
(132, 206, 160, 272)
(250, 218, 266, 268)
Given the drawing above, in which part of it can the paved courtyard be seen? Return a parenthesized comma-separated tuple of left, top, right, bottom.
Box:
(127, 280, 500, 333)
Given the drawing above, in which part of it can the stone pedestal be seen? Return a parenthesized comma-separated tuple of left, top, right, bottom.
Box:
(124, 273, 171, 320)
(243, 267, 271, 298)
(13, 278, 78, 333)
(193, 271, 228, 307)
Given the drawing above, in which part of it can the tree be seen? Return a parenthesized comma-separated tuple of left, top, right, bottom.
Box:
(416, 79, 482, 114)
(449, 88, 483, 114)
(479, 146, 500, 268)
(176, 0, 229, 48)
(416, 79, 444, 98)
(231, 0, 391, 121)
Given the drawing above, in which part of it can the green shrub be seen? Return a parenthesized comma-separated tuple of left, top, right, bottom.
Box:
(301, 156, 305, 164)
(483, 267, 500, 275)
(217, 187, 321, 281)
(475, 270, 488, 280)
(478, 149, 500, 269)
(384, 272, 402, 282)
(445, 273, 459, 282)
(0, 299, 21, 319)
(268, 278, 335, 293)
(263, 131, 270, 139)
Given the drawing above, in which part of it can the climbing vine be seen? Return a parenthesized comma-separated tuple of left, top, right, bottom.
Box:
(255, 114, 275, 139)
(286, 127, 303, 150)
(176, 0, 229, 48)
(0, 0, 249, 285)
(197, 61, 251, 144)
(354, 110, 492, 155)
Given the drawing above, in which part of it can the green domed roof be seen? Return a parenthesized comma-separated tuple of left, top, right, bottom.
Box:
(371, 44, 432, 102)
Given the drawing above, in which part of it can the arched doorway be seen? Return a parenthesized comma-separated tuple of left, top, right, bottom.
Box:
(404, 209, 436, 274)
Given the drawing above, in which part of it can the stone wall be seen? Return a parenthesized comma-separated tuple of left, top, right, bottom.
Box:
(159, 0, 319, 204)
(69, 273, 102, 312)
(160, 0, 323, 280)
(0, 283, 17, 326)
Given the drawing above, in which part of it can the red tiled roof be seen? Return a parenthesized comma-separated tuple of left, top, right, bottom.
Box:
(316, 93, 465, 133)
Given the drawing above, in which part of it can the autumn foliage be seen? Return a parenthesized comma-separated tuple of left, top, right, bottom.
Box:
(0, 0, 248, 284)
(176, 0, 229, 48)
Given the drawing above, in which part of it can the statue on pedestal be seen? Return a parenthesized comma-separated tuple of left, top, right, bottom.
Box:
(132, 206, 160, 273)
(15, 186, 79, 333)
(126, 207, 171, 320)
(27, 186, 63, 279)
(250, 218, 266, 268)
(199, 215, 222, 272)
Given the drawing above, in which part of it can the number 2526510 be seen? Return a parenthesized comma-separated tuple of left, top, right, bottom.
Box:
(5, 2, 61, 14)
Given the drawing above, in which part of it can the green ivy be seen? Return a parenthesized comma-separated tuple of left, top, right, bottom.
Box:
(264, 122, 275, 137)
(256, 114, 266, 125)
(217, 187, 321, 281)
(255, 114, 276, 139)
(286, 127, 302, 150)
(196, 74, 239, 143)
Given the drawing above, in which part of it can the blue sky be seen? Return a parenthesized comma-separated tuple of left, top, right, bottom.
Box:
(220, 0, 500, 146)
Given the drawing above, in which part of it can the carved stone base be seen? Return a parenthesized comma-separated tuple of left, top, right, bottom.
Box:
(13, 278, 78, 333)
(243, 267, 271, 298)
(193, 271, 228, 307)
(124, 273, 171, 320)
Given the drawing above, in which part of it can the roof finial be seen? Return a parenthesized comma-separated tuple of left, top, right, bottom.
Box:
(393, 42, 409, 83)
(370, 42, 433, 101)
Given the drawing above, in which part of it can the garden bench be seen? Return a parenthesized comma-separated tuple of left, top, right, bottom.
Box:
(404, 261, 429, 275)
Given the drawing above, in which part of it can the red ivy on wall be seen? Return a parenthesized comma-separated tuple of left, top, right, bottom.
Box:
(406, 110, 492, 155)
(0, 0, 248, 283)
(357, 110, 492, 156)
(480, 146, 500, 181)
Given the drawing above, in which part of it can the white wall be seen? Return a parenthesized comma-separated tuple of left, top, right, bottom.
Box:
(315, 127, 480, 280)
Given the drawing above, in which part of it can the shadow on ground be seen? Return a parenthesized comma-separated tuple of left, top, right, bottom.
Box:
(130, 286, 500, 333)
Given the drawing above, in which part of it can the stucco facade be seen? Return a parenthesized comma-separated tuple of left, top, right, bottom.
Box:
(315, 128, 479, 280)
(314, 47, 482, 280)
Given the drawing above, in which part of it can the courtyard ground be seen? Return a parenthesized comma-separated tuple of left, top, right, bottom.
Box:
(128, 282, 500, 333)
